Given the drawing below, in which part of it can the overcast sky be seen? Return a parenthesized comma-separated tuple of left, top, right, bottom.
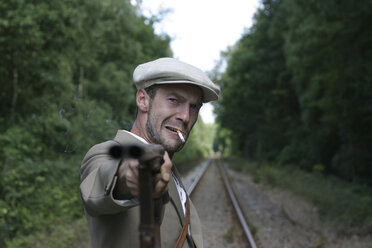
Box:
(138, 0, 260, 123)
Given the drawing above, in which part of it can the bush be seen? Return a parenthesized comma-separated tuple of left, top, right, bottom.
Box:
(0, 158, 83, 240)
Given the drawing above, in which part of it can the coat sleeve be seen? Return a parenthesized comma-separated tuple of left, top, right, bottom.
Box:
(80, 140, 139, 216)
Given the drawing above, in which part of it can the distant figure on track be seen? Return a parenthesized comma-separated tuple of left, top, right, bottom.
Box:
(80, 58, 220, 248)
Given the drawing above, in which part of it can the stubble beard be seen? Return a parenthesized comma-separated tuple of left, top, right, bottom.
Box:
(145, 104, 184, 154)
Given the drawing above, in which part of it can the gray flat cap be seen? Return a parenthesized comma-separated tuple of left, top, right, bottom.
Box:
(133, 57, 220, 102)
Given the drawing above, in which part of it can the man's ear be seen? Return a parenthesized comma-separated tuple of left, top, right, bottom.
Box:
(136, 88, 150, 112)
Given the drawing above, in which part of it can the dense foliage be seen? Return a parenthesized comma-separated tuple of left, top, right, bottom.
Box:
(216, 0, 372, 184)
(0, 0, 217, 245)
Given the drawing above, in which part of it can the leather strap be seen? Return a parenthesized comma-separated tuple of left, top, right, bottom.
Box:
(174, 194, 190, 248)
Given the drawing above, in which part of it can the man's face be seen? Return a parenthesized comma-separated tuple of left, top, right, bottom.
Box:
(145, 84, 203, 154)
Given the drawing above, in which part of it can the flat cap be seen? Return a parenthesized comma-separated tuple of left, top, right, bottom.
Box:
(133, 57, 220, 102)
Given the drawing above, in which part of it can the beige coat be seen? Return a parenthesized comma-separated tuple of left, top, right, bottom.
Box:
(80, 130, 203, 248)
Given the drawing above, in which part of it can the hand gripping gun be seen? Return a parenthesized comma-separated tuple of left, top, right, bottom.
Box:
(109, 144, 165, 248)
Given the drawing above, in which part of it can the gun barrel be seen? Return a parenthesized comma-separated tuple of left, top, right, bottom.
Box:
(108, 144, 164, 161)
(109, 144, 143, 159)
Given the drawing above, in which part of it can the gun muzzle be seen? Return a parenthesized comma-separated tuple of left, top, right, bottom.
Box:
(109, 143, 165, 164)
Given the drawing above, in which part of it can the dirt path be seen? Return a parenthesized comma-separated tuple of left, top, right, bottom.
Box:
(224, 161, 372, 248)
(190, 161, 249, 248)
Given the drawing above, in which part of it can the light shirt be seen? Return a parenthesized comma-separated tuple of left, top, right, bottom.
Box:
(123, 130, 149, 144)
(172, 172, 187, 215)
(172, 171, 191, 235)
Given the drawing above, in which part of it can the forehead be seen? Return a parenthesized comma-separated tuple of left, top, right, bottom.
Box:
(156, 84, 203, 102)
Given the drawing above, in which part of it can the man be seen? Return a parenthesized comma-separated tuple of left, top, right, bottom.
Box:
(80, 57, 220, 248)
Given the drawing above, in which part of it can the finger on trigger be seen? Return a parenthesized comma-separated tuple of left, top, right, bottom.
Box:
(161, 165, 170, 183)
(154, 180, 168, 197)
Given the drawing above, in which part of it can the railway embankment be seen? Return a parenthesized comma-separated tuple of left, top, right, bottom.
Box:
(223, 158, 372, 248)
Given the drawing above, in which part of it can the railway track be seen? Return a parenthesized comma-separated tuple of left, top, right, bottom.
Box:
(185, 159, 259, 248)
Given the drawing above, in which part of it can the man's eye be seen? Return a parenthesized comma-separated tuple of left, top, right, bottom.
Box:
(169, 98, 177, 103)
(190, 104, 199, 112)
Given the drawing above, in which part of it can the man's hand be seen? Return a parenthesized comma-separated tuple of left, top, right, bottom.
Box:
(113, 151, 172, 200)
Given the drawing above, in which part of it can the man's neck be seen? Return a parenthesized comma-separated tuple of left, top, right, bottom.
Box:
(130, 120, 150, 143)
(130, 120, 174, 159)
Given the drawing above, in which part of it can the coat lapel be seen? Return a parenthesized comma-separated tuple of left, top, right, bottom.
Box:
(114, 130, 144, 145)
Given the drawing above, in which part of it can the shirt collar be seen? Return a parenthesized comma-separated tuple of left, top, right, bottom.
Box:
(123, 130, 149, 144)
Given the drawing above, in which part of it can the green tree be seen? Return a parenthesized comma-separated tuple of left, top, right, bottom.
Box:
(216, 0, 372, 183)
(216, 0, 299, 160)
(283, 0, 372, 181)
(0, 0, 172, 244)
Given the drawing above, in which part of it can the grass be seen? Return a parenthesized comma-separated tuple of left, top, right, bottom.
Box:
(6, 217, 90, 248)
(226, 157, 372, 234)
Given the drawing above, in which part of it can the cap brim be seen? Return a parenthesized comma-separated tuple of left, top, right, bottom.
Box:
(138, 80, 218, 103)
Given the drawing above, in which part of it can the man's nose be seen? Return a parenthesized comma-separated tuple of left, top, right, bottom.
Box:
(176, 104, 190, 123)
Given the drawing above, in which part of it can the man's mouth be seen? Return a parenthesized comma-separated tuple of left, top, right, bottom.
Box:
(165, 126, 186, 136)
(166, 126, 180, 133)
(166, 126, 186, 143)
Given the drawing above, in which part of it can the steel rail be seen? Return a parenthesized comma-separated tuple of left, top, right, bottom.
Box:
(217, 161, 258, 248)
(187, 158, 212, 196)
